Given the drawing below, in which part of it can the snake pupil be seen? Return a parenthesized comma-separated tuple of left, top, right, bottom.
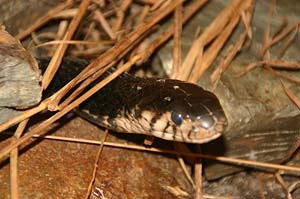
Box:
(171, 112, 183, 126)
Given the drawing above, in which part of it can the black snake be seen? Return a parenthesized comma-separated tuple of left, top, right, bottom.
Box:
(40, 58, 227, 144)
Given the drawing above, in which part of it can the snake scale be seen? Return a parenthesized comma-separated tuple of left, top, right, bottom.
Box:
(40, 58, 227, 144)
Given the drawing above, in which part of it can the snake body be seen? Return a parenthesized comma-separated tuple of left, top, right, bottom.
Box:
(40, 58, 227, 144)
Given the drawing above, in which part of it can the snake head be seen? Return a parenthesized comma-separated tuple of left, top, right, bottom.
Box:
(138, 79, 227, 144)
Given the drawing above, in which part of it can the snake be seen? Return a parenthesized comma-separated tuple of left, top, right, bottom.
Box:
(40, 58, 227, 144)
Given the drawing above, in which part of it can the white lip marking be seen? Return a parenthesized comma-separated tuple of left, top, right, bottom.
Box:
(139, 118, 151, 130)
(153, 114, 168, 132)
(102, 116, 110, 127)
(141, 111, 154, 122)
(139, 111, 154, 130)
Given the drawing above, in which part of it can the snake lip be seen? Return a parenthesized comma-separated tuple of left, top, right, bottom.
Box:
(189, 129, 222, 144)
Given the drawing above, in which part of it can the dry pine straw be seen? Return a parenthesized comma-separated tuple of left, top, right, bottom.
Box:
(1, 0, 300, 198)
(2, 1, 207, 198)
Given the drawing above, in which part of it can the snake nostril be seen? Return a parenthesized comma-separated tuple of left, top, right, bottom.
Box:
(199, 115, 215, 129)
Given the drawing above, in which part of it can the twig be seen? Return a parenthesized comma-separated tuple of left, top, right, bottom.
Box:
(85, 130, 108, 199)
(42, 0, 90, 89)
(29, 134, 300, 173)
(275, 172, 288, 191)
(211, 1, 255, 88)
(189, 0, 253, 83)
(257, 174, 268, 199)
(177, 0, 243, 81)
(10, 119, 29, 199)
(32, 40, 114, 49)
(111, 0, 132, 33)
(53, 8, 79, 19)
(57, 61, 116, 109)
(287, 180, 300, 199)
(47, 20, 69, 56)
(260, 0, 276, 59)
(279, 78, 300, 108)
(266, 60, 300, 69)
(188, 6, 241, 83)
(177, 157, 195, 187)
(170, 3, 182, 78)
(150, 0, 169, 11)
(94, 10, 116, 40)
(278, 24, 299, 58)
(194, 146, 203, 199)
(236, 60, 300, 77)
(261, 22, 300, 57)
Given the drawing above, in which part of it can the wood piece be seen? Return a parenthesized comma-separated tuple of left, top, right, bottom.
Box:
(0, 29, 41, 122)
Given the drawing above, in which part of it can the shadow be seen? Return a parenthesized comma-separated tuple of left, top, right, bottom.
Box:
(201, 135, 227, 156)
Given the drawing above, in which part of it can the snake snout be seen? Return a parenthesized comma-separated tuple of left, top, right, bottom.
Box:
(184, 114, 227, 144)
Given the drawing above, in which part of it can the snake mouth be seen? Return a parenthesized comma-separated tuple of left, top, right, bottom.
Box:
(150, 128, 222, 144)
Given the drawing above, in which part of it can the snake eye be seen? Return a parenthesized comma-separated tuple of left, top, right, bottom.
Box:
(171, 112, 183, 126)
